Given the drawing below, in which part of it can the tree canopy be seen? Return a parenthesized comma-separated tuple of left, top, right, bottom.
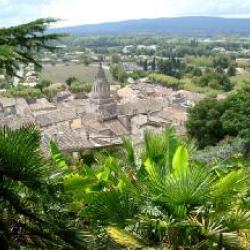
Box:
(0, 18, 65, 78)
(186, 88, 250, 149)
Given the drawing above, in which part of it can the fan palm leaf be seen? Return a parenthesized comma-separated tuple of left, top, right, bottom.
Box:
(0, 125, 87, 249)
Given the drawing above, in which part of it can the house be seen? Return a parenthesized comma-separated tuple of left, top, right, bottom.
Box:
(0, 63, 204, 157)
(123, 62, 143, 73)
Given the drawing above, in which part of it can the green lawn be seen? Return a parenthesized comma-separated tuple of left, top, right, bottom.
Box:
(40, 64, 113, 84)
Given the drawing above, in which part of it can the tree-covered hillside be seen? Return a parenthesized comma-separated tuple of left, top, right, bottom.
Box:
(52, 17, 250, 35)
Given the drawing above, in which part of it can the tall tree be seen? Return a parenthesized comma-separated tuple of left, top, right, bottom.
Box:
(143, 59, 148, 71)
(0, 18, 65, 79)
(186, 98, 226, 148)
(186, 88, 250, 149)
(151, 56, 156, 71)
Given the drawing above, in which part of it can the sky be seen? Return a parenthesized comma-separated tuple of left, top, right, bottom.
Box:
(1, 0, 250, 27)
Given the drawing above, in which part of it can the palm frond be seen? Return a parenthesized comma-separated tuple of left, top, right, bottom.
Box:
(106, 226, 145, 249)
(0, 125, 49, 186)
(123, 136, 136, 168)
(81, 189, 140, 227)
(211, 169, 247, 207)
(49, 140, 68, 171)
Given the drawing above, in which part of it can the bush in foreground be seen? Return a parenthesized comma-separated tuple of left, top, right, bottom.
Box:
(55, 127, 250, 249)
(0, 125, 86, 249)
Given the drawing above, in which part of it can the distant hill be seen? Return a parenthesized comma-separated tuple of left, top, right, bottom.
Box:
(52, 17, 250, 36)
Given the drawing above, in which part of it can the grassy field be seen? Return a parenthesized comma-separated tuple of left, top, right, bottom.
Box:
(180, 78, 223, 97)
(40, 64, 113, 84)
(230, 71, 250, 90)
(181, 70, 250, 97)
(40, 63, 250, 96)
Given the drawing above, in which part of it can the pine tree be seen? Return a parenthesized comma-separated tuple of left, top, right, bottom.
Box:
(0, 18, 65, 78)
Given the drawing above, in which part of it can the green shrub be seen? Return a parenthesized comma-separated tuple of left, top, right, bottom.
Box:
(193, 72, 233, 91)
(208, 79, 221, 90)
(127, 70, 148, 80)
(148, 73, 180, 89)
(4, 86, 42, 99)
(66, 77, 79, 86)
(69, 81, 92, 93)
(43, 83, 67, 98)
(36, 79, 52, 91)
(192, 67, 202, 77)
(110, 64, 127, 83)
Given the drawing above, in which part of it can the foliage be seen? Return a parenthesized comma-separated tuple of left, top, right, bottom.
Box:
(55, 127, 250, 249)
(186, 88, 250, 149)
(192, 67, 203, 76)
(35, 79, 52, 91)
(3, 85, 42, 99)
(43, 83, 67, 98)
(69, 81, 92, 93)
(110, 64, 127, 83)
(0, 125, 86, 249)
(0, 18, 65, 78)
(186, 98, 226, 148)
(80, 55, 93, 66)
(184, 55, 214, 67)
(143, 59, 148, 71)
(151, 56, 156, 71)
(148, 73, 180, 89)
(192, 137, 249, 165)
(106, 226, 145, 249)
(227, 65, 236, 76)
(66, 76, 79, 86)
(213, 54, 233, 69)
(193, 71, 233, 91)
(157, 57, 186, 78)
(111, 53, 121, 64)
(127, 70, 149, 80)
(221, 88, 250, 135)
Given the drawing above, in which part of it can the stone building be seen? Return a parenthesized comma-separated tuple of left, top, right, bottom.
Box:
(89, 63, 117, 121)
(0, 64, 204, 157)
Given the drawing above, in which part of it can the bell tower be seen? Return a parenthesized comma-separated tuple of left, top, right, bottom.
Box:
(91, 63, 110, 99)
(89, 63, 117, 121)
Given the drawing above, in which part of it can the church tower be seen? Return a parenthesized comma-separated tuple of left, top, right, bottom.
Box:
(92, 63, 110, 99)
(89, 63, 117, 121)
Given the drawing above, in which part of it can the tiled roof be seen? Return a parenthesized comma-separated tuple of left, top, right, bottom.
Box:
(35, 108, 78, 127)
(55, 130, 93, 152)
(29, 98, 56, 112)
(0, 115, 35, 129)
(103, 120, 129, 136)
(156, 107, 187, 125)
(0, 98, 16, 108)
(118, 98, 164, 115)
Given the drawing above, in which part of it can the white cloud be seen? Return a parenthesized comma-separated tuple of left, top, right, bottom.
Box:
(1, 0, 250, 27)
(45, 0, 171, 27)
